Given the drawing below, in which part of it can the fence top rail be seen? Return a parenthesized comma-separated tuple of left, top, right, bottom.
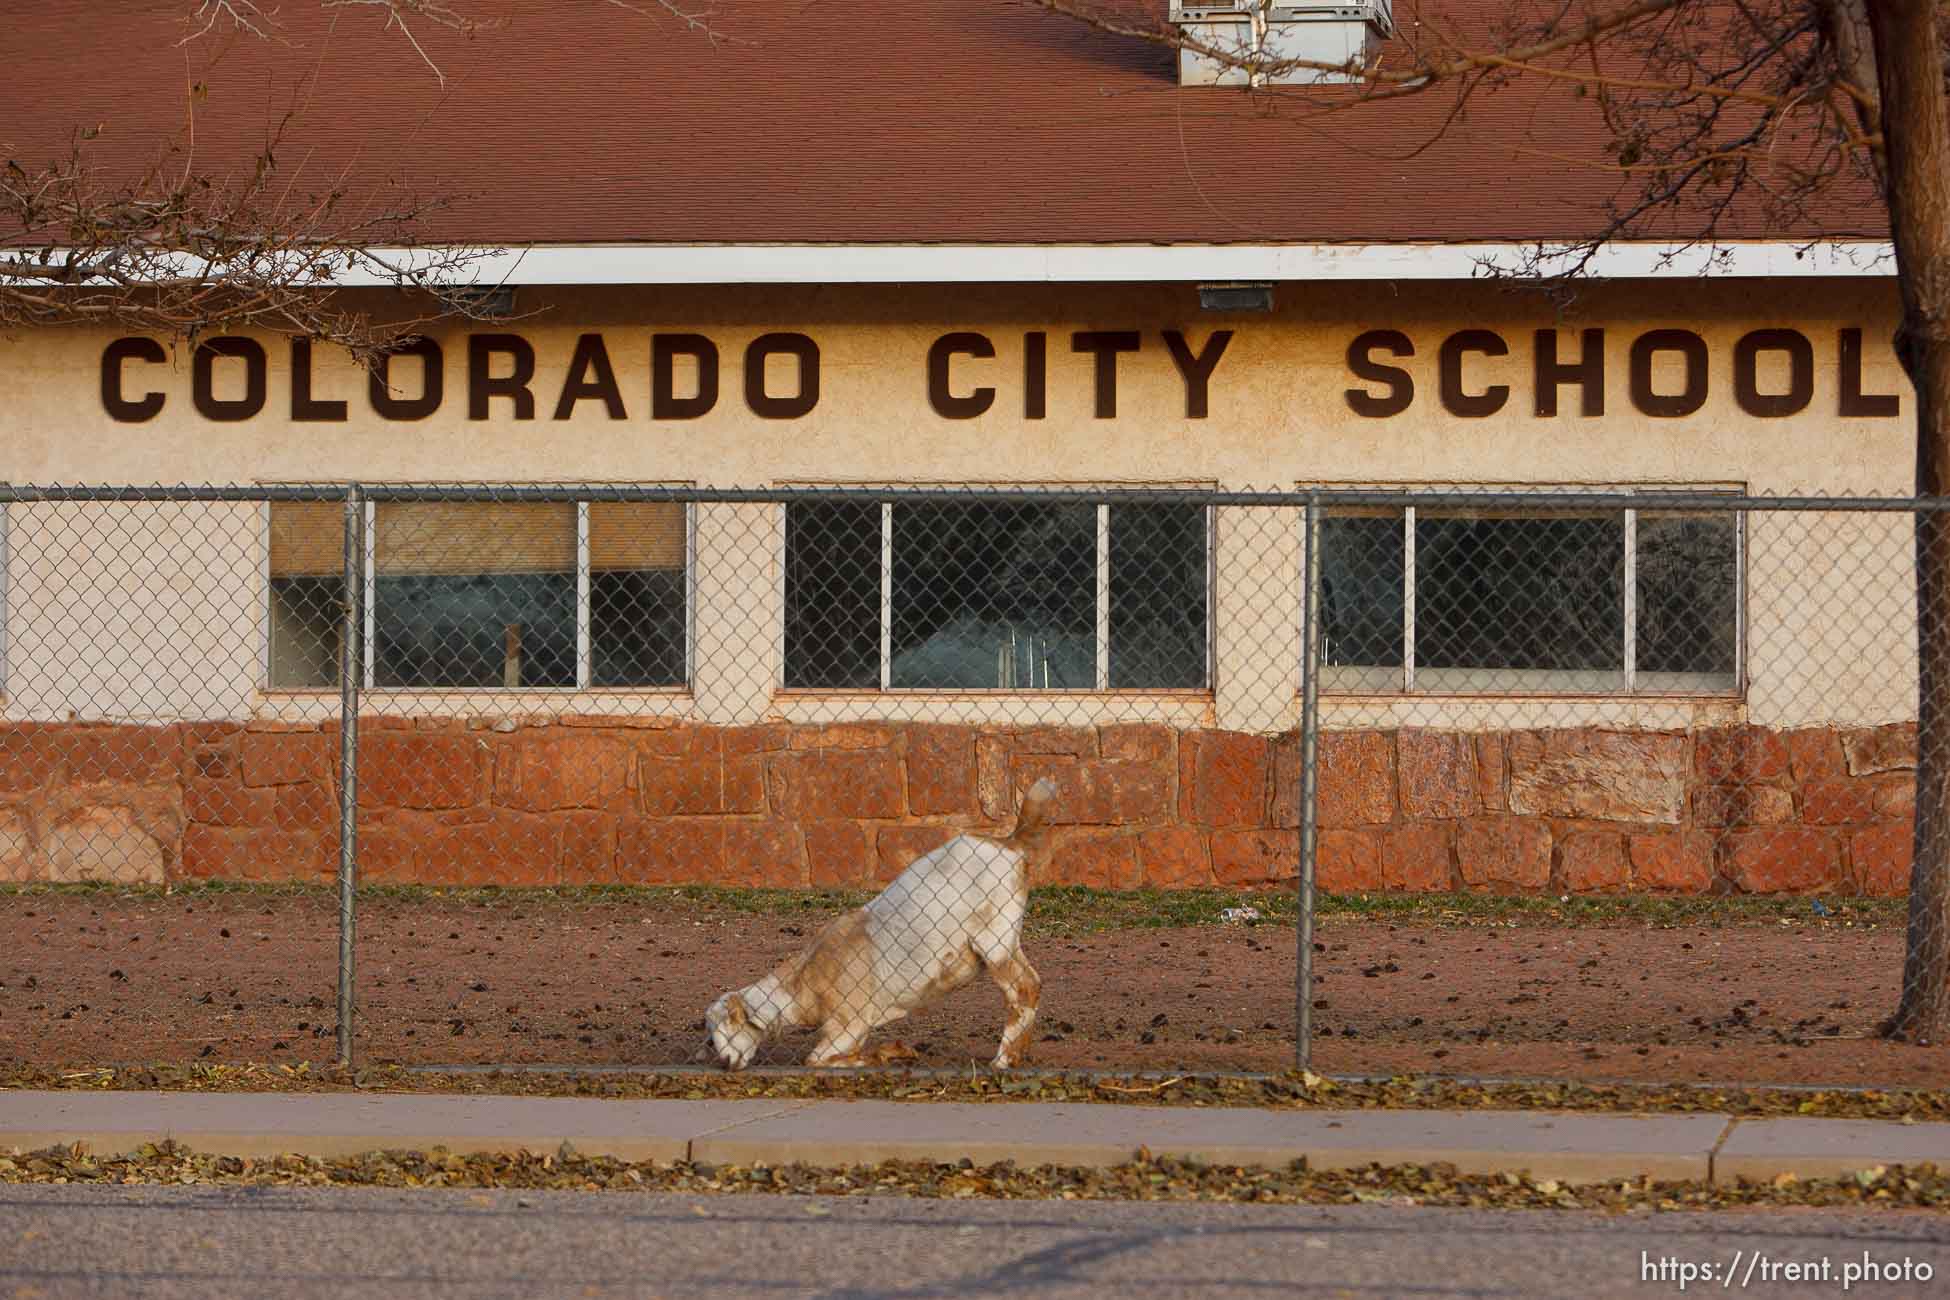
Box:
(0, 484, 353, 504)
(5, 483, 1950, 512)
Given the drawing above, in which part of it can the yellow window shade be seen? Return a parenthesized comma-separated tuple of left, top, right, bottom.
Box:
(590, 501, 686, 571)
(268, 501, 349, 578)
(374, 502, 576, 576)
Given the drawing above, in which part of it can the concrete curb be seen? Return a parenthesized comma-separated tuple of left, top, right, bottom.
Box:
(1, 1091, 1941, 1185)
(1715, 1116, 1950, 1182)
(686, 1100, 1728, 1183)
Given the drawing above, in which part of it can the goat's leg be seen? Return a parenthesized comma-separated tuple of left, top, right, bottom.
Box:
(806, 1015, 874, 1068)
(984, 950, 1041, 1069)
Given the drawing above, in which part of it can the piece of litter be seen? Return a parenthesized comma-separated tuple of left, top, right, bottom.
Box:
(1219, 907, 1262, 923)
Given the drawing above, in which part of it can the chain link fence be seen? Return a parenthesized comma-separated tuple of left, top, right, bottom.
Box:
(0, 484, 1941, 1085)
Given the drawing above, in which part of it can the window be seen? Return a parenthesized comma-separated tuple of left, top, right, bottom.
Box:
(1319, 502, 1739, 694)
(783, 499, 1210, 691)
(267, 502, 349, 689)
(267, 499, 688, 690)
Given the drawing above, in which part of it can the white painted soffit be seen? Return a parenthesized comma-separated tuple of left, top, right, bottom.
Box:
(332, 240, 1895, 286)
(0, 240, 1895, 287)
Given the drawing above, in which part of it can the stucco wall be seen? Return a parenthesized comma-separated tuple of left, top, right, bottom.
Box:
(0, 278, 1920, 732)
(5, 280, 1912, 488)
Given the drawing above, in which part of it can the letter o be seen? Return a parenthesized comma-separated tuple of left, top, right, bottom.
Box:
(192, 337, 268, 422)
(1733, 328, 1814, 417)
(1628, 330, 1709, 418)
(744, 333, 820, 419)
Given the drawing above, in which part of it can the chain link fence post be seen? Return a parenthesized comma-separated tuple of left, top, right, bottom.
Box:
(1296, 492, 1323, 1073)
(335, 484, 363, 1068)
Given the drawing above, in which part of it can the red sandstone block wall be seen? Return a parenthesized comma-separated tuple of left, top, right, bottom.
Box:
(1313, 725, 1914, 896)
(0, 718, 1920, 896)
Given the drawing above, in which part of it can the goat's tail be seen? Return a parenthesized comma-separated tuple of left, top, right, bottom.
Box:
(1004, 777, 1058, 851)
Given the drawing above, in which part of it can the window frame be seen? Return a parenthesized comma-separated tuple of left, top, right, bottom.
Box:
(1314, 493, 1746, 699)
(777, 497, 1218, 695)
(261, 497, 695, 693)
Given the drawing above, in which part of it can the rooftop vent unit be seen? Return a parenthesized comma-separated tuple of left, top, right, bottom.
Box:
(1170, 2, 1393, 87)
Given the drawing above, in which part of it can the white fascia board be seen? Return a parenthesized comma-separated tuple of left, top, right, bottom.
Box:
(331, 240, 1896, 286)
(2, 240, 1894, 289)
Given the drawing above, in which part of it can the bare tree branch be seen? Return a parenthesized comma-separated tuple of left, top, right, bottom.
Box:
(1036, 0, 1950, 1044)
(177, 0, 740, 76)
(3, 0, 734, 360)
(1034, 0, 1887, 269)
(0, 111, 508, 363)
(181, 0, 284, 44)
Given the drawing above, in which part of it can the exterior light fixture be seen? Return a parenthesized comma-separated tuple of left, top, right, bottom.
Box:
(453, 285, 519, 319)
(1198, 282, 1275, 312)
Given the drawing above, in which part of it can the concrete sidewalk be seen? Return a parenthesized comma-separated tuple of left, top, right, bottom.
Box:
(2, 1090, 1945, 1185)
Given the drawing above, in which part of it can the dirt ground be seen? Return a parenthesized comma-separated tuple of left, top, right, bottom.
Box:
(2, 892, 1945, 1089)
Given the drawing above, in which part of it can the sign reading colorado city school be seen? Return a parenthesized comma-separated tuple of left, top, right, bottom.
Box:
(100, 326, 1902, 423)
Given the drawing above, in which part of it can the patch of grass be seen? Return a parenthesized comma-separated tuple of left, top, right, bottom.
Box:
(447, 884, 879, 917)
(1026, 887, 1294, 934)
(0, 881, 332, 902)
(1312, 891, 1905, 929)
(0, 881, 1904, 933)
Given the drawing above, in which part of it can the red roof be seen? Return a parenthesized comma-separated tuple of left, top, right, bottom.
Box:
(3, 0, 1886, 247)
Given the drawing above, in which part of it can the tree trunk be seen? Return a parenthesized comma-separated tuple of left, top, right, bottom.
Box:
(1868, 0, 1950, 1043)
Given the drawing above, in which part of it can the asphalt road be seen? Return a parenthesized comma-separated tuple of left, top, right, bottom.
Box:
(1, 1183, 1946, 1299)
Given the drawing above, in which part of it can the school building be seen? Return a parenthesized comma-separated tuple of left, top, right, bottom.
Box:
(0, 0, 1917, 896)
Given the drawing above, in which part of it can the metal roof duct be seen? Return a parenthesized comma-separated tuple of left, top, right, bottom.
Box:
(1171, 1, 1393, 86)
